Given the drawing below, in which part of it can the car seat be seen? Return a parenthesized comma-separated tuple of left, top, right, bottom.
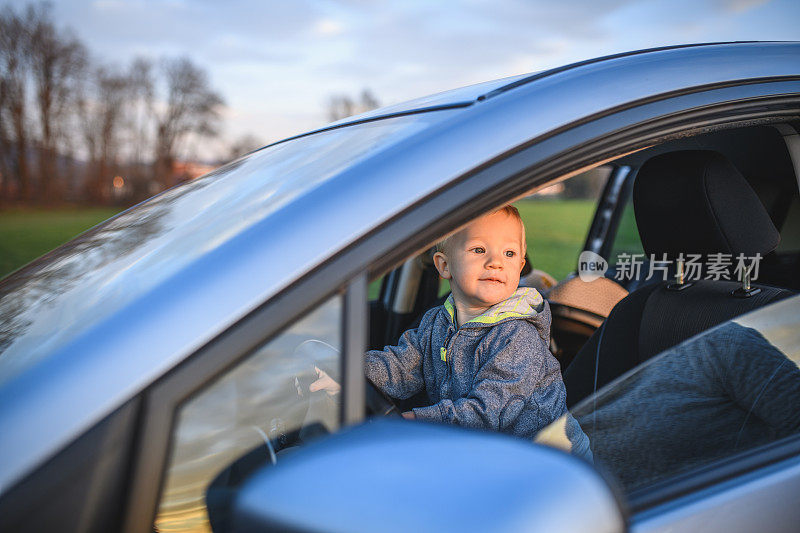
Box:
(563, 150, 795, 408)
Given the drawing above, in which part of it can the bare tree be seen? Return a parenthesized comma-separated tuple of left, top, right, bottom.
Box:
(0, 5, 32, 202)
(326, 88, 380, 122)
(79, 65, 128, 203)
(127, 58, 154, 160)
(327, 94, 355, 122)
(154, 57, 223, 188)
(124, 56, 156, 201)
(226, 133, 263, 161)
(0, 3, 229, 205)
(359, 88, 379, 111)
(29, 6, 87, 202)
(0, 2, 88, 204)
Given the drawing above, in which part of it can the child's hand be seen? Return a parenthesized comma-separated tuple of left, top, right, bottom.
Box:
(402, 411, 416, 420)
(309, 366, 341, 396)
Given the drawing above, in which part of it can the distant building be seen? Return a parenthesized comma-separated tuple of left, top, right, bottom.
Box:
(172, 160, 218, 183)
(533, 182, 566, 196)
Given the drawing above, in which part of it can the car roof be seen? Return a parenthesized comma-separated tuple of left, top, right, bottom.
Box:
(1, 41, 799, 491)
(273, 42, 767, 144)
(323, 72, 533, 125)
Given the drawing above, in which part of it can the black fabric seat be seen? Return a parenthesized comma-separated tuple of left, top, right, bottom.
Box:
(564, 150, 795, 408)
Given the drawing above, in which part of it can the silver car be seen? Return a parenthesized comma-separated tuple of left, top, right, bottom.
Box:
(1, 42, 799, 533)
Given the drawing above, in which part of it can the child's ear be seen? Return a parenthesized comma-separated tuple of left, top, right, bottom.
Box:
(433, 251, 451, 279)
(519, 254, 526, 272)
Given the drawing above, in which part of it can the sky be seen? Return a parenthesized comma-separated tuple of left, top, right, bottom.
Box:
(20, 0, 800, 159)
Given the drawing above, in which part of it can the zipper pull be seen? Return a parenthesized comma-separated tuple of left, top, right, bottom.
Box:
(440, 347, 447, 362)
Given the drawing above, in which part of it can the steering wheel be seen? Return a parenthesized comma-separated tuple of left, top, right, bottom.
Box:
(294, 339, 402, 418)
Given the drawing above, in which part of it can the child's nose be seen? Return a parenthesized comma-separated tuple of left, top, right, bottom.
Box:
(485, 251, 502, 268)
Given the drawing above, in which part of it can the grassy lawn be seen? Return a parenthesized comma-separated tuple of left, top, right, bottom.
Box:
(0, 207, 121, 279)
(515, 198, 598, 280)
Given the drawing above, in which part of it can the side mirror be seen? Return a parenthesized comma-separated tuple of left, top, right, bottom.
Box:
(231, 420, 625, 533)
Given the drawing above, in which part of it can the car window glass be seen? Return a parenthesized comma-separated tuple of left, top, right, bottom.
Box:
(776, 195, 800, 252)
(155, 295, 342, 533)
(515, 166, 610, 281)
(368, 276, 384, 301)
(538, 295, 800, 495)
(0, 110, 458, 387)
(608, 187, 644, 260)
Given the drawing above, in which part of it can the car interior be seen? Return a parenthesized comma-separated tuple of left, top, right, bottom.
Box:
(367, 121, 800, 416)
(563, 147, 796, 405)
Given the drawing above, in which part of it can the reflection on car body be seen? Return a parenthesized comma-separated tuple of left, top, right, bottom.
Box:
(566, 299, 800, 492)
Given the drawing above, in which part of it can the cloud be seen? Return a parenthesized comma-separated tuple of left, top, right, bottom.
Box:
(301, 0, 630, 105)
(92, 0, 130, 9)
(43, 0, 800, 154)
(713, 0, 771, 13)
(314, 18, 345, 36)
(56, 0, 326, 63)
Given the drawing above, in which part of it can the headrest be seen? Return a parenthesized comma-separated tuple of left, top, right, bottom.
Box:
(633, 150, 779, 259)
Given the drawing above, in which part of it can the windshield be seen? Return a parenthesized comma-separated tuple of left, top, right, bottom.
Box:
(0, 110, 458, 386)
(536, 295, 800, 493)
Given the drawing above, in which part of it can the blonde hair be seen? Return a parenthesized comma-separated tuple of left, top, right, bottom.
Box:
(435, 205, 526, 255)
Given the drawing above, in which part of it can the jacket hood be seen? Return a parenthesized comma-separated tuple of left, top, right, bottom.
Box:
(443, 287, 549, 339)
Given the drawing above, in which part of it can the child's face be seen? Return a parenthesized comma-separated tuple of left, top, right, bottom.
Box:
(434, 211, 526, 311)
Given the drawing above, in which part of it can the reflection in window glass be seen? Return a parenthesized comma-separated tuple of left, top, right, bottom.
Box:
(568, 296, 800, 493)
(0, 110, 456, 387)
(155, 296, 342, 532)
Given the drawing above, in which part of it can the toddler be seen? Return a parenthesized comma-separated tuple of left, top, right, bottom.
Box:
(314, 206, 588, 454)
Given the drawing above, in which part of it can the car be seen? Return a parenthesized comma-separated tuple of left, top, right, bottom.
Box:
(0, 42, 799, 533)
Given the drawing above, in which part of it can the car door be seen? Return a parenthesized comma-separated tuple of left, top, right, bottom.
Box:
(544, 295, 800, 533)
(118, 45, 800, 533)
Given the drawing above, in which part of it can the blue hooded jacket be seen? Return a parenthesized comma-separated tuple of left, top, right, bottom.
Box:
(365, 287, 590, 457)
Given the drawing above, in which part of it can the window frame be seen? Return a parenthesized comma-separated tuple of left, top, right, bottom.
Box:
(122, 81, 800, 533)
(630, 432, 800, 514)
(566, 294, 800, 513)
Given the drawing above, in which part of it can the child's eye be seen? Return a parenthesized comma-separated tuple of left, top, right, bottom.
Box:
(505, 251, 516, 257)
(472, 247, 485, 254)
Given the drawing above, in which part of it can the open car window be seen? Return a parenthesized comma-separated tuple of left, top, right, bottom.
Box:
(607, 184, 644, 260)
(515, 166, 610, 281)
(537, 294, 800, 494)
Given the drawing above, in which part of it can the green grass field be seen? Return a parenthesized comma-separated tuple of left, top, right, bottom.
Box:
(515, 198, 598, 280)
(0, 208, 121, 278)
